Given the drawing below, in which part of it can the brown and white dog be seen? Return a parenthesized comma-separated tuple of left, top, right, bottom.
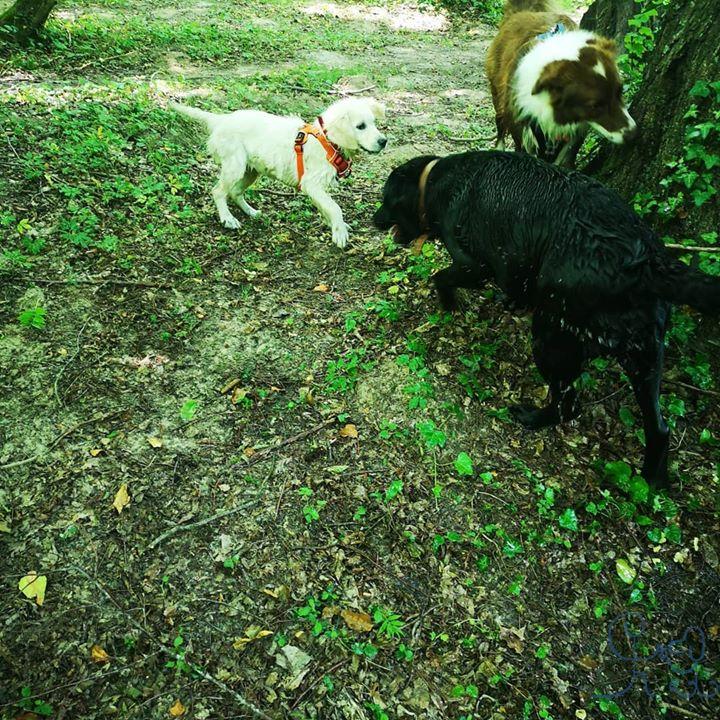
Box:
(486, 0, 637, 166)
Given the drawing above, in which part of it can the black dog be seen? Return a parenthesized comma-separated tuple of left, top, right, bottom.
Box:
(374, 151, 720, 487)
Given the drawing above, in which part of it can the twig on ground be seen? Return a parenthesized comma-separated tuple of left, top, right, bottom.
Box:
(660, 703, 706, 719)
(69, 565, 275, 720)
(329, 84, 377, 95)
(76, 52, 136, 71)
(28, 277, 173, 289)
(289, 659, 347, 710)
(447, 134, 496, 143)
(666, 379, 720, 399)
(664, 243, 720, 253)
(147, 499, 262, 550)
(236, 416, 338, 469)
(0, 411, 123, 470)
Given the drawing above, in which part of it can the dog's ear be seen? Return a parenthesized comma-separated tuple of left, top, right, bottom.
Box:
(368, 99, 386, 122)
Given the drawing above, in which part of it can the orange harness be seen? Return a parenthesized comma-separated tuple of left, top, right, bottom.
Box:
(294, 116, 352, 185)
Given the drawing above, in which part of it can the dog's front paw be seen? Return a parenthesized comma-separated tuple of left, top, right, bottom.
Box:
(333, 225, 349, 249)
(221, 215, 241, 230)
(510, 403, 560, 431)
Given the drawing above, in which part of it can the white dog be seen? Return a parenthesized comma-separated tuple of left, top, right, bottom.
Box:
(170, 97, 387, 248)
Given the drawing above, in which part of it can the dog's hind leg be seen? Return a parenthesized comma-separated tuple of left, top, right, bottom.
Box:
(511, 315, 584, 430)
(620, 343, 670, 488)
(212, 153, 247, 230)
(231, 169, 260, 219)
(433, 262, 489, 311)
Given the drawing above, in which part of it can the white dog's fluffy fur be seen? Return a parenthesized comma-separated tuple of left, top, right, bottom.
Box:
(171, 97, 387, 248)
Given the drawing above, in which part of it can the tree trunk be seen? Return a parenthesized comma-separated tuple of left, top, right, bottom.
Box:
(580, 0, 635, 44)
(0, 0, 58, 45)
(582, 0, 720, 237)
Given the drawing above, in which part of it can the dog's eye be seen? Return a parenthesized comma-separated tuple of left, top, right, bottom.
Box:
(356, 122, 366, 130)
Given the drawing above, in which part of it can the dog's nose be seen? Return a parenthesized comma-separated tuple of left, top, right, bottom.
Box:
(378, 137, 387, 149)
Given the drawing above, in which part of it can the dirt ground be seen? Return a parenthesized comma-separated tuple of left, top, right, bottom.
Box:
(1, 2, 719, 719)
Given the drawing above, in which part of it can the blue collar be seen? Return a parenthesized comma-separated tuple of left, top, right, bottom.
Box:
(537, 22, 567, 41)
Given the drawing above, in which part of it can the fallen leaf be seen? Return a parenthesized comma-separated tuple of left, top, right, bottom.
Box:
(0, 519, 10, 533)
(262, 587, 279, 598)
(339, 423, 358, 439)
(243, 447, 256, 458)
(113, 484, 131, 514)
(616, 558, 636, 584)
(90, 448, 102, 457)
(340, 608, 373, 632)
(148, 436, 163, 448)
(169, 699, 186, 717)
(499, 625, 525, 653)
(313, 283, 329, 292)
(233, 626, 273, 650)
(90, 644, 111, 664)
(709, 625, 719, 640)
(275, 645, 312, 689)
(231, 387, 248, 404)
(19, 571, 47, 606)
(577, 654, 599, 670)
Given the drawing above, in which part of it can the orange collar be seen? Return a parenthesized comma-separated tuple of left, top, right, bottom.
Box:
(410, 158, 439, 255)
(294, 116, 352, 185)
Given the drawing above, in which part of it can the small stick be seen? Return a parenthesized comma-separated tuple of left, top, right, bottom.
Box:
(660, 702, 706, 720)
(237, 416, 338, 469)
(147, 499, 262, 550)
(447, 134, 496, 143)
(69, 565, 275, 720)
(0, 411, 122, 470)
(665, 379, 720, 399)
(289, 659, 346, 710)
(329, 84, 377, 95)
(27, 277, 173, 288)
(665, 244, 720, 253)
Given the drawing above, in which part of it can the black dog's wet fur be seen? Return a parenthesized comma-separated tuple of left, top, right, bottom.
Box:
(374, 151, 720, 487)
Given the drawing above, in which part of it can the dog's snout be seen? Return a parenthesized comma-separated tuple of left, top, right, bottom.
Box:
(378, 136, 388, 149)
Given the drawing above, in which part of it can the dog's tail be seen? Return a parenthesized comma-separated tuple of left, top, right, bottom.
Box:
(503, 0, 557, 16)
(169, 102, 221, 128)
(648, 251, 720, 315)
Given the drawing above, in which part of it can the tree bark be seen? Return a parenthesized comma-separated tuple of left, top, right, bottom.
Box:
(582, 0, 720, 236)
(580, 0, 636, 44)
(0, 0, 58, 45)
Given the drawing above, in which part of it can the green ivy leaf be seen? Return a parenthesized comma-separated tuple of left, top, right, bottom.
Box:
(454, 452, 474, 476)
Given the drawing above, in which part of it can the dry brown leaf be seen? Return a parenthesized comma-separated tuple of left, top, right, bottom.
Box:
(339, 424, 358, 439)
(113, 484, 131, 514)
(313, 283, 329, 292)
(499, 625, 525, 654)
(243, 447, 256, 458)
(90, 644, 111, 664)
(340, 608, 373, 633)
(169, 699, 186, 717)
(148, 436, 163, 448)
(577, 654, 599, 670)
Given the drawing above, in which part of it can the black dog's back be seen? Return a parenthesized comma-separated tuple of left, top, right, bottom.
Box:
(430, 151, 660, 318)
